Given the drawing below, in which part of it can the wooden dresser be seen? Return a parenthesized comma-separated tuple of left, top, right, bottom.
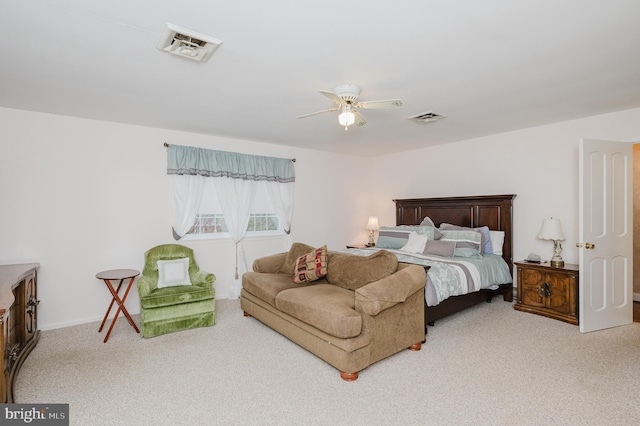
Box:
(514, 261, 579, 325)
(0, 263, 40, 402)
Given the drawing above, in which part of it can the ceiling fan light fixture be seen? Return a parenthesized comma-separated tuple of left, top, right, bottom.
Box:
(296, 83, 401, 130)
(338, 105, 355, 129)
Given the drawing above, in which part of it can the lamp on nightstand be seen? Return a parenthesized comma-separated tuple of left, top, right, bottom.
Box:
(537, 217, 565, 267)
(366, 216, 379, 247)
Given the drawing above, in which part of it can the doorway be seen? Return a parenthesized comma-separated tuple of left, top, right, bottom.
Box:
(633, 144, 640, 321)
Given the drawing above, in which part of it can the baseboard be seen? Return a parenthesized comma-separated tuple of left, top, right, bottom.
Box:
(40, 308, 142, 331)
(634, 292, 640, 303)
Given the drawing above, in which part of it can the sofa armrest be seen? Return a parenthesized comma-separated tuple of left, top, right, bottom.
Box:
(252, 252, 287, 273)
(355, 264, 426, 316)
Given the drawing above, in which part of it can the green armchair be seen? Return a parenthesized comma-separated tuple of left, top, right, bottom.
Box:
(137, 244, 216, 338)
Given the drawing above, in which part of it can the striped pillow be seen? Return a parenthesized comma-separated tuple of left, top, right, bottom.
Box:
(439, 230, 483, 258)
(439, 223, 493, 254)
(376, 225, 441, 249)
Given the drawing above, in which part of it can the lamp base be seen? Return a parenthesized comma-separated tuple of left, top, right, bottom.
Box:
(550, 258, 564, 268)
(368, 230, 375, 247)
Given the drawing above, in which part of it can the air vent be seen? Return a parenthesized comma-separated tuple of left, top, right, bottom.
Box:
(157, 23, 222, 63)
(408, 111, 445, 123)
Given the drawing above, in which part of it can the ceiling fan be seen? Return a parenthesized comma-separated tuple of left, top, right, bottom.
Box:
(296, 84, 403, 130)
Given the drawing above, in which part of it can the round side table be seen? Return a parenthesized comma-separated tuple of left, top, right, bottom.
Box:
(95, 269, 140, 343)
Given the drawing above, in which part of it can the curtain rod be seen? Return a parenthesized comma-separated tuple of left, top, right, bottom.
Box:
(163, 142, 296, 162)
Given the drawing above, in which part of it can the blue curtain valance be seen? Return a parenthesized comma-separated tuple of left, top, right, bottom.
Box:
(167, 144, 295, 183)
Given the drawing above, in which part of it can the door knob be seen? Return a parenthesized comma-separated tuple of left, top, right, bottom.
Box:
(576, 242, 595, 249)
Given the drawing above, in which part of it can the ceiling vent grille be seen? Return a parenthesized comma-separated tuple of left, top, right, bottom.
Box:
(408, 111, 445, 123)
(157, 23, 222, 63)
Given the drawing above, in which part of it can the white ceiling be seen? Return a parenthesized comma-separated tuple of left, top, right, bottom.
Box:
(2, 1, 640, 156)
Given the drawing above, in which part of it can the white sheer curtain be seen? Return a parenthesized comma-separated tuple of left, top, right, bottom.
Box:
(170, 174, 206, 238)
(212, 176, 257, 298)
(167, 144, 295, 299)
(265, 180, 295, 247)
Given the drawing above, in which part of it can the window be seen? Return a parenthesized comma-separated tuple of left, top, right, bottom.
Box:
(187, 213, 280, 236)
(187, 214, 227, 234)
(182, 181, 282, 239)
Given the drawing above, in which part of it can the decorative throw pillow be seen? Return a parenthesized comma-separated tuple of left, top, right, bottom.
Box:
(439, 229, 483, 258)
(157, 258, 192, 288)
(293, 245, 328, 283)
(439, 223, 493, 254)
(279, 242, 316, 275)
(400, 232, 429, 253)
(419, 217, 444, 239)
(420, 216, 436, 227)
(423, 240, 456, 257)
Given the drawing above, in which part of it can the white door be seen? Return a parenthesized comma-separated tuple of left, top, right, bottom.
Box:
(579, 138, 633, 333)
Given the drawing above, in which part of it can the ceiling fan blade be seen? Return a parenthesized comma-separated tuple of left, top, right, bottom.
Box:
(319, 90, 346, 105)
(296, 108, 338, 119)
(353, 109, 367, 127)
(354, 99, 403, 109)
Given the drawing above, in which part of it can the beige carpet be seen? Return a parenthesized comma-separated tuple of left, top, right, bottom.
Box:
(15, 299, 640, 425)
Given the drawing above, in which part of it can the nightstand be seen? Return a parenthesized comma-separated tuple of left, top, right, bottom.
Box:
(346, 244, 369, 249)
(514, 261, 579, 325)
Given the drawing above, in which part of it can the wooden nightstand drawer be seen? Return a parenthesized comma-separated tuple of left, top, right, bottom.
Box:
(514, 261, 579, 325)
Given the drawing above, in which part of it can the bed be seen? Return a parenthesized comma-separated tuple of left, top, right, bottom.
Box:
(347, 194, 516, 332)
(394, 194, 515, 329)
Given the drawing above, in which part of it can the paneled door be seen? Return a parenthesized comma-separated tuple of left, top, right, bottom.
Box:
(579, 139, 633, 332)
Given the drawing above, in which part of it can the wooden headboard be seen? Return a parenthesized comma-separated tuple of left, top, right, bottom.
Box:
(393, 194, 516, 271)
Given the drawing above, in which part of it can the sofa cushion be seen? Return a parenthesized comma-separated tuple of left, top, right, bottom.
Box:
(140, 284, 214, 309)
(279, 242, 316, 275)
(275, 284, 362, 339)
(293, 245, 328, 283)
(327, 250, 399, 291)
(242, 272, 306, 308)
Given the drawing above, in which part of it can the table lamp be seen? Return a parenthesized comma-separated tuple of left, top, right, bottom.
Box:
(366, 216, 379, 247)
(537, 217, 565, 267)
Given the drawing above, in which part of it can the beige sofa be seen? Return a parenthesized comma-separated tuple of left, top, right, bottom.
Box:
(240, 243, 427, 381)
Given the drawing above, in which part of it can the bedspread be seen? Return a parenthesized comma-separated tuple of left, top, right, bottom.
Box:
(343, 248, 512, 306)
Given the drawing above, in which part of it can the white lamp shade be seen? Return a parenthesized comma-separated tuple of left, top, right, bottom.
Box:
(537, 218, 565, 241)
(366, 216, 380, 231)
(338, 111, 355, 126)
(338, 104, 355, 127)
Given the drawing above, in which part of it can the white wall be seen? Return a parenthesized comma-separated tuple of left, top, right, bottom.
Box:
(4, 106, 640, 330)
(371, 107, 640, 267)
(0, 107, 372, 329)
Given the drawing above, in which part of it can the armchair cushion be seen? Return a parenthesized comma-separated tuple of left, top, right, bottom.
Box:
(140, 283, 215, 310)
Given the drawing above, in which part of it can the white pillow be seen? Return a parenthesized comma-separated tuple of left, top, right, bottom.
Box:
(489, 231, 505, 256)
(400, 232, 429, 254)
(157, 258, 192, 288)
